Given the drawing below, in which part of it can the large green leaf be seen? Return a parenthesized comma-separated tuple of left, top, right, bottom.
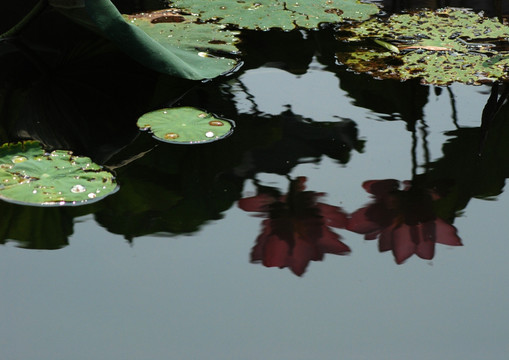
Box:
(336, 8, 509, 85)
(0, 141, 117, 206)
(137, 107, 234, 144)
(168, 0, 379, 30)
(76, 0, 240, 80)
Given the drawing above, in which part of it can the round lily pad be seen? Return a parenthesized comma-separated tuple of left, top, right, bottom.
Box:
(0, 141, 117, 206)
(137, 107, 234, 144)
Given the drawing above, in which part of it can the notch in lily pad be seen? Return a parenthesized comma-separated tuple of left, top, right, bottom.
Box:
(137, 107, 234, 144)
(0, 141, 118, 206)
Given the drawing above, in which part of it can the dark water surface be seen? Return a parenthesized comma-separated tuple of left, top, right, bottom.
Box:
(2, 1, 509, 359)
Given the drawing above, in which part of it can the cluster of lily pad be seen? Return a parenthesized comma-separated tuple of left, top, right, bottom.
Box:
(336, 8, 509, 85)
(78, 1, 509, 86)
(4, 0, 509, 206)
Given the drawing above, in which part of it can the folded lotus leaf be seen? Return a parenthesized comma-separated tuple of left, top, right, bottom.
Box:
(82, 0, 240, 80)
(168, 0, 379, 30)
(337, 8, 509, 85)
(0, 141, 117, 206)
(138, 107, 234, 144)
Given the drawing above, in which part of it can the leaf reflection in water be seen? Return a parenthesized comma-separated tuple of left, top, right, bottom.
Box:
(347, 179, 462, 264)
(239, 176, 350, 276)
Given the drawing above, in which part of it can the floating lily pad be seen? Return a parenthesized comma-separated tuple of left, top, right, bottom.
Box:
(0, 141, 117, 206)
(137, 107, 234, 144)
(336, 8, 509, 85)
(82, 1, 240, 80)
(168, 0, 379, 30)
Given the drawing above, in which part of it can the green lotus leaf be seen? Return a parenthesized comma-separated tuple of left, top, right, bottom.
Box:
(336, 8, 509, 85)
(138, 107, 234, 144)
(0, 141, 117, 206)
(83, 1, 240, 80)
(168, 0, 379, 30)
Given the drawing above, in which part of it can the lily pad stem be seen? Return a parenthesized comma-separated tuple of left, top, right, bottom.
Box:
(106, 146, 157, 171)
(0, 0, 48, 40)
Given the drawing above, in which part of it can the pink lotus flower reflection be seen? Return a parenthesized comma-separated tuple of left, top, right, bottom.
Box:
(238, 177, 350, 276)
(347, 179, 462, 264)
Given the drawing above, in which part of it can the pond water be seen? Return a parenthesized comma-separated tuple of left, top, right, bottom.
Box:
(2, 1, 509, 359)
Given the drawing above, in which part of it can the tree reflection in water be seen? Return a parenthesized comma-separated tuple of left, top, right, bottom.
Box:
(239, 176, 350, 276)
(347, 179, 462, 264)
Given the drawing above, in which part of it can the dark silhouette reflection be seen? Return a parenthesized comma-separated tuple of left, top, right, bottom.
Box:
(232, 107, 362, 178)
(168, 80, 363, 192)
(411, 93, 509, 220)
(94, 134, 245, 240)
(239, 177, 350, 276)
(0, 201, 91, 249)
(237, 29, 316, 75)
(337, 72, 429, 131)
(347, 179, 462, 264)
(479, 83, 509, 154)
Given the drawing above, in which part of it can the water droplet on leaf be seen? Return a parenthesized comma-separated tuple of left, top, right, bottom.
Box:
(71, 185, 86, 193)
(12, 156, 28, 163)
(164, 133, 179, 139)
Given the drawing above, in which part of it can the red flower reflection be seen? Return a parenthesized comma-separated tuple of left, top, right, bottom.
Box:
(347, 179, 462, 264)
(239, 177, 350, 276)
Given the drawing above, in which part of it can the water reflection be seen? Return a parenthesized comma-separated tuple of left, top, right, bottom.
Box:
(0, 1, 508, 277)
(231, 106, 362, 178)
(239, 176, 350, 276)
(337, 71, 429, 130)
(479, 82, 509, 153)
(347, 179, 462, 264)
(3, 4, 509, 359)
(238, 176, 463, 273)
(0, 201, 78, 249)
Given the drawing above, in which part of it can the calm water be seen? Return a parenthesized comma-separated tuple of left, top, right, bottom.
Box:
(2, 1, 509, 359)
